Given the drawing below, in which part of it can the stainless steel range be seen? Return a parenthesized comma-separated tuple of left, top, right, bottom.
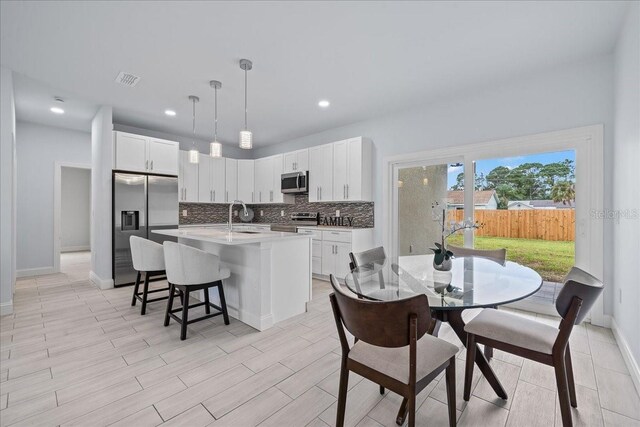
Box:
(270, 212, 319, 233)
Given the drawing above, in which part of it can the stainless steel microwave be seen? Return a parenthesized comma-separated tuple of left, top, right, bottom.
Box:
(281, 171, 309, 194)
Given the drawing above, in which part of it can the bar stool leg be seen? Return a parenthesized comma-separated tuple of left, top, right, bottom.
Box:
(131, 271, 141, 306)
(164, 283, 175, 327)
(180, 287, 189, 340)
(140, 272, 150, 315)
(218, 282, 230, 325)
(204, 288, 211, 315)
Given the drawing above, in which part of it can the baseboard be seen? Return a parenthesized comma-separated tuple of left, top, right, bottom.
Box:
(611, 316, 640, 396)
(0, 300, 13, 316)
(16, 266, 57, 278)
(89, 271, 114, 290)
(61, 245, 90, 253)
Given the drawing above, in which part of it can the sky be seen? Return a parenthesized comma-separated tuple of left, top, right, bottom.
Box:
(446, 149, 575, 189)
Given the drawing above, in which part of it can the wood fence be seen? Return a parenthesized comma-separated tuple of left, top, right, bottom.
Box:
(448, 209, 575, 241)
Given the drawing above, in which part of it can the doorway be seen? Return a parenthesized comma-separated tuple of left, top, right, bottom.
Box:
(54, 163, 91, 276)
(386, 126, 604, 324)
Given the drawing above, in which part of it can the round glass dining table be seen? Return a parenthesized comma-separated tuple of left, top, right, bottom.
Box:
(344, 254, 543, 400)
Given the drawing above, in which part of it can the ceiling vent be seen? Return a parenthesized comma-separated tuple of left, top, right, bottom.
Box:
(115, 71, 140, 87)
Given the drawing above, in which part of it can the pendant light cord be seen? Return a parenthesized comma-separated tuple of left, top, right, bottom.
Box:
(244, 68, 248, 130)
(214, 86, 218, 141)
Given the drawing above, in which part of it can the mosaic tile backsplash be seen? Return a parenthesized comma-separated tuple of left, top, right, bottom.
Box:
(179, 194, 374, 228)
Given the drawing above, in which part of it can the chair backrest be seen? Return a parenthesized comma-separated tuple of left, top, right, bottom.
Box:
(130, 236, 165, 272)
(329, 274, 431, 348)
(162, 241, 221, 286)
(448, 245, 506, 263)
(555, 267, 604, 324)
(349, 246, 386, 271)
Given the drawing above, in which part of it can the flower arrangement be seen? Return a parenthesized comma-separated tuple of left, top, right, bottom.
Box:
(430, 201, 483, 270)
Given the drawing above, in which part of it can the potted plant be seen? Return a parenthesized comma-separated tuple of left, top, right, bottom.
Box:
(431, 201, 482, 271)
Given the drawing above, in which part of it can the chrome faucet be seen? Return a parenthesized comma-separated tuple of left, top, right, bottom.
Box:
(228, 200, 248, 232)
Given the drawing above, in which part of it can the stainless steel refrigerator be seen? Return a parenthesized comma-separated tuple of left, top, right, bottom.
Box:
(112, 173, 178, 287)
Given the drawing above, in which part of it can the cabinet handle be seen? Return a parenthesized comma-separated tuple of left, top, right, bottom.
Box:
(185, 188, 187, 200)
(226, 191, 228, 202)
(343, 185, 346, 199)
(150, 160, 154, 170)
(346, 184, 349, 199)
(146, 160, 149, 170)
(252, 192, 254, 202)
(270, 190, 273, 202)
(320, 186, 322, 200)
(213, 190, 216, 201)
(210, 190, 212, 201)
(259, 191, 262, 202)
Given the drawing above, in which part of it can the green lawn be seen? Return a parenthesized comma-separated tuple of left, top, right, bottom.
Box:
(446, 235, 574, 282)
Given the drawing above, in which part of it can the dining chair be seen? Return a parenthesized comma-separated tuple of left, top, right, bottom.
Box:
(129, 236, 171, 315)
(349, 247, 386, 295)
(462, 267, 604, 427)
(448, 245, 507, 360)
(162, 241, 231, 340)
(329, 274, 458, 427)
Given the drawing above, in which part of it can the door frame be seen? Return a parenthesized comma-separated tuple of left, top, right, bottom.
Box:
(53, 162, 92, 273)
(383, 125, 604, 326)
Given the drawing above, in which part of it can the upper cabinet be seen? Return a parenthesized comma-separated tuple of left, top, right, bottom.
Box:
(332, 137, 372, 202)
(237, 159, 255, 203)
(308, 143, 334, 202)
(114, 131, 178, 175)
(178, 151, 198, 202)
(198, 154, 226, 203)
(283, 149, 309, 173)
(254, 154, 285, 204)
(225, 158, 238, 203)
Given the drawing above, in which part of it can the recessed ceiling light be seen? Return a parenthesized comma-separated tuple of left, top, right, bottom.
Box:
(164, 109, 176, 116)
(318, 100, 330, 108)
(50, 107, 64, 114)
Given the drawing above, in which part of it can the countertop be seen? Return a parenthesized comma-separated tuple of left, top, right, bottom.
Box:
(152, 226, 312, 245)
(179, 223, 374, 231)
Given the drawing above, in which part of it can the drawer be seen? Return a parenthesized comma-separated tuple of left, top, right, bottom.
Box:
(322, 230, 352, 243)
(297, 228, 322, 239)
(312, 257, 322, 275)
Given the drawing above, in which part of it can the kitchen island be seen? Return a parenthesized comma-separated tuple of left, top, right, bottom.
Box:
(153, 226, 312, 331)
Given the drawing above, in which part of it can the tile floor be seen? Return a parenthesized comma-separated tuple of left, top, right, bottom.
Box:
(0, 251, 638, 426)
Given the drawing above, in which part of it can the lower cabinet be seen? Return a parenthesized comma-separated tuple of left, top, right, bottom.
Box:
(321, 241, 351, 280)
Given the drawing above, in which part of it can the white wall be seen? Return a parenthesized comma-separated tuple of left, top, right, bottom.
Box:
(61, 167, 91, 251)
(113, 123, 253, 160)
(612, 2, 640, 381)
(90, 106, 113, 288)
(0, 66, 16, 315)
(15, 122, 91, 274)
(255, 55, 615, 312)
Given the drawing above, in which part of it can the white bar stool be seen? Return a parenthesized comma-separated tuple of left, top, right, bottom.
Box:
(162, 241, 231, 340)
(130, 236, 172, 315)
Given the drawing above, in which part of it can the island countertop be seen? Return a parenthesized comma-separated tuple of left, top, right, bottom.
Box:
(152, 226, 311, 245)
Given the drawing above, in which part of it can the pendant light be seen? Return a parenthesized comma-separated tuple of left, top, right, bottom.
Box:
(209, 80, 222, 158)
(239, 58, 253, 149)
(188, 95, 200, 163)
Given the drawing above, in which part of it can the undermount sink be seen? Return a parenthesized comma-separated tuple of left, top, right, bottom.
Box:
(233, 230, 261, 234)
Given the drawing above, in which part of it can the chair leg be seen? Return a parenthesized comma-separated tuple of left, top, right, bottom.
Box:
(336, 360, 349, 427)
(379, 385, 385, 395)
(178, 289, 184, 307)
(396, 397, 408, 426)
(180, 288, 189, 340)
(407, 392, 416, 427)
(204, 287, 211, 314)
(464, 334, 476, 401)
(131, 271, 141, 306)
(554, 350, 573, 427)
(140, 272, 150, 315)
(565, 345, 577, 408)
(164, 283, 175, 327)
(446, 357, 457, 427)
(484, 344, 494, 360)
(218, 282, 230, 325)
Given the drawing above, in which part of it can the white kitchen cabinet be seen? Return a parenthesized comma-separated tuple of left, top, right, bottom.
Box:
(225, 158, 238, 202)
(332, 137, 372, 202)
(148, 139, 179, 175)
(283, 149, 309, 173)
(178, 150, 198, 202)
(321, 241, 351, 279)
(254, 157, 271, 204)
(237, 159, 255, 203)
(198, 155, 226, 203)
(114, 131, 178, 175)
(271, 154, 284, 203)
(308, 143, 334, 202)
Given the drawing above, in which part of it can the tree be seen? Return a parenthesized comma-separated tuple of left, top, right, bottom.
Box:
(450, 173, 464, 190)
(485, 166, 511, 190)
(475, 172, 486, 191)
(551, 181, 575, 206)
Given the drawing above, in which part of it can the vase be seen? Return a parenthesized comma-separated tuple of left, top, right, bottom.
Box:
(433, 257, 452, 272)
